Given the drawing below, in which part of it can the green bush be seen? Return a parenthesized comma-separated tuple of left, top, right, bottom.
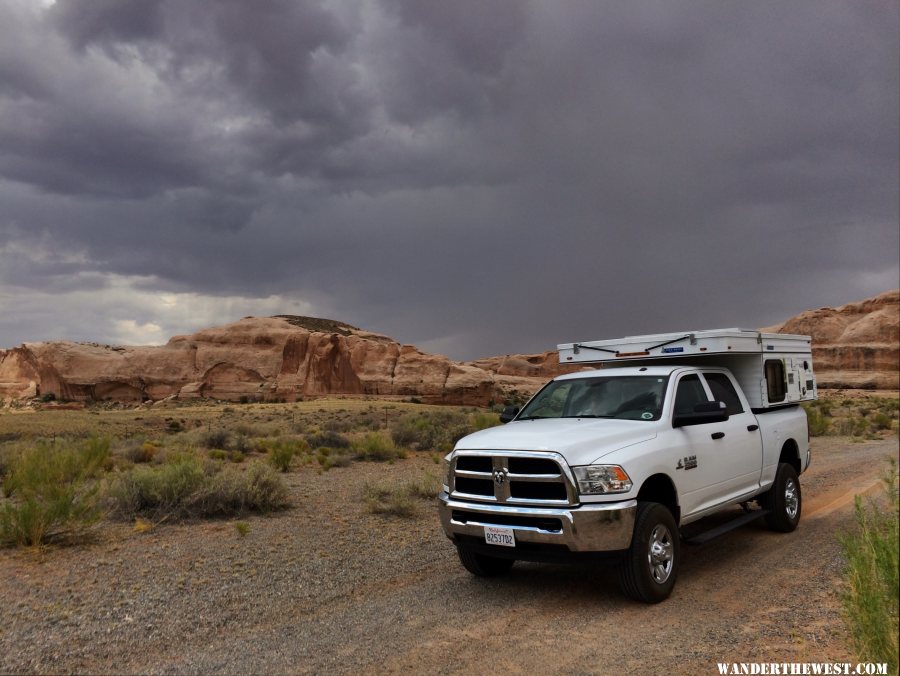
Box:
(304, 430, 350, 449)
(389, 410, 471, 452)
(471, 411, 501, 431)
(352, 432, 405, 462)
(840, 460, 899, 673)
(871, 413, 892, 432)
(107, 455, 289, 520)
(125, 440, 159, 464)
(804, 405, 831, 437)
(364, 482, 416, 517)
(267, 438, 309, 472)
(315, 447, 354, 471)
(0, 437, 110, 547)
(364, 473, 440, 517)
(834, 417, 870, 438)
(201, 429, 231, 450)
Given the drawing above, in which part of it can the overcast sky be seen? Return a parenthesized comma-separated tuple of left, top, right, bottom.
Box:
(0, 0, 897, 360)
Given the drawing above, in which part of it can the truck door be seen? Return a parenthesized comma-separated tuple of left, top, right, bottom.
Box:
(701, 371, 763, 502)
(665, 372, 763, 520)
(664, 373, 722, 518)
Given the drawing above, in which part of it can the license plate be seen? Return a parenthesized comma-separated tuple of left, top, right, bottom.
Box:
(484, 526, 515, 548)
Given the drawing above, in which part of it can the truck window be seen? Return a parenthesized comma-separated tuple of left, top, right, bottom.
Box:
(765, 359, 786, 403)
(703, 372, 744, 415)
(518, 376, 668, 421)
(673, 374, 708, 416)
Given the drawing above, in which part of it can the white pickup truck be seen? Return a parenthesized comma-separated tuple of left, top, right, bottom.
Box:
(438, 329, 815, 603)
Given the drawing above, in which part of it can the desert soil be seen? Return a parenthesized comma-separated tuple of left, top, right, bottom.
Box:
(1, 436, 897, 675)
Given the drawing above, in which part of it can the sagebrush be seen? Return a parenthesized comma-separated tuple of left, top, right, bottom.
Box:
(840, 459, 899, 673)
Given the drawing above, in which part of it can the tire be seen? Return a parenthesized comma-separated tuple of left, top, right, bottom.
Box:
(619, 502, 680, 604)
(456, 547, 515, 577)
(761, 462, 801, 532)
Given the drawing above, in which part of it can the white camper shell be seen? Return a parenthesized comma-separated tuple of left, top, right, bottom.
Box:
(558, 328, 816, 411)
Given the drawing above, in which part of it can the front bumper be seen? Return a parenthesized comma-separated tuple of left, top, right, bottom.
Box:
(438, 492, 636, 553)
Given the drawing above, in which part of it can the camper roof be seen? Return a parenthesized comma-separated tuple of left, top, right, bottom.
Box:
(558, 328, 812, 365)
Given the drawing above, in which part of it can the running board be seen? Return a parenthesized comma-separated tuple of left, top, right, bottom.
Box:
(683, 509, 770, 545)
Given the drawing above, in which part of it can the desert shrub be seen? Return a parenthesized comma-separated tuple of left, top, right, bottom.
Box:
(364, 474, 439, 517)
(121, 440, 159, 464)
(389, 410, 474, 452)
(194, 463, 289, 515)
(0, 437, 110, 547)
(232, 434, 251, 454)
(107, 456, 288, 520)
(304, 430, 350, 449)
(406, 472, 440, 499)
(834, 417, 870, 438)
(267, 438, 309, 472)
(201, 429, 231, 450)
(233, 423, 262, 438)
(364, 482, 416, 517)
(107, 454, 207, 519)
(352, 432, 405, 462)
(840, 460, 899, 673)
(804, 405, 830, 437)
(357, 414, 381, 430)
(323, 419, 354, 434)
(209, 449, 229, 461)
(871, 413, 893, 432)
(315, 447, 354, 470)
(471, 411, 501, 431)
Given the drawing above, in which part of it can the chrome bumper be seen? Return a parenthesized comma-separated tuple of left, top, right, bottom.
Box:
(438, 492, 636, 552)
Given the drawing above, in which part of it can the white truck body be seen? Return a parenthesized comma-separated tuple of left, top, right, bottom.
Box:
(438, 329, 814, 603)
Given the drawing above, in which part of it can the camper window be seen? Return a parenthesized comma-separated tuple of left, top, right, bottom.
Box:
(765, 359, 786, 403)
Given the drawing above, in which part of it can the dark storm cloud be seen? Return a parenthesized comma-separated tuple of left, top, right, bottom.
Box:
(0, 0, 896, 357)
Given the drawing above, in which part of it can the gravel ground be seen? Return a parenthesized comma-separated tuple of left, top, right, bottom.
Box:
(0, 437, 896, 675)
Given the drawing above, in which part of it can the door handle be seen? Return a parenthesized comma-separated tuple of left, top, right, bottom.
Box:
(747, 424, 759, 432)
(711, 432, 725, 440)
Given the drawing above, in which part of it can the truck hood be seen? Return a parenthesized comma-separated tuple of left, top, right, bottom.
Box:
(454, 419, 658, 467)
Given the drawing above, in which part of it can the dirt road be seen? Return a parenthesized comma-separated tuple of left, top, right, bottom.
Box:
(1, 436, 896, 674)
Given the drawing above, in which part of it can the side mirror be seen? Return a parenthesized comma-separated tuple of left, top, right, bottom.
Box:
(673, 401, 729, 428)
(499, 406, 520, 424)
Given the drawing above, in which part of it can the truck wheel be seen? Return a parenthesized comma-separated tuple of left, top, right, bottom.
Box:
(619, 502, 679, 604)
(762, 463, 801, 532)
(456, 547, 515, 577)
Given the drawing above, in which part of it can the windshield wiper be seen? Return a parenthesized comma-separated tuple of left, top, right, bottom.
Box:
(561, 414, 615, 419)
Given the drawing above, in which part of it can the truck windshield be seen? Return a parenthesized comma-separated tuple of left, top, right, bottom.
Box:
(518, 375, 669, 421)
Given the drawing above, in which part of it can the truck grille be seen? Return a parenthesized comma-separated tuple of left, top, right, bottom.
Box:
(449, 451, 576, 506)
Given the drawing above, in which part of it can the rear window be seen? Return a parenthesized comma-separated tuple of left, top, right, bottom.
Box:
(765, 359, 786, 403)
(704, 372, 744, 415)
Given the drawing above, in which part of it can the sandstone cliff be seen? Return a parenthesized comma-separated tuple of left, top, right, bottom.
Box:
(1, 290, 897, 407)
(0, 316, 550, 407)
(764, 289, 899, 390)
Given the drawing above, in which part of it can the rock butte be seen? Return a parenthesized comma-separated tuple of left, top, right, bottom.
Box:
(1, 291, 897, 407)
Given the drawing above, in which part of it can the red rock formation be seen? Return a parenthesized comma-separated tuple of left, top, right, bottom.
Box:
(0, 317, 551, 406)
(764, 289, 899, 390)
(1, 291, 896, 406)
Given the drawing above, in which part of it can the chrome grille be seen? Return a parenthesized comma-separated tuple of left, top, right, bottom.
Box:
(449, 451, 576, 506)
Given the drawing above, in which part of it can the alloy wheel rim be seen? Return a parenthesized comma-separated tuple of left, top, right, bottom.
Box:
(784, 478, 799, 519)
(647, 524, 674, 584)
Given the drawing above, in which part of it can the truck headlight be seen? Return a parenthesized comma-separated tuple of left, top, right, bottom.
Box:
(572, 465, 632, 495)
(442, 453, 452, 492)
